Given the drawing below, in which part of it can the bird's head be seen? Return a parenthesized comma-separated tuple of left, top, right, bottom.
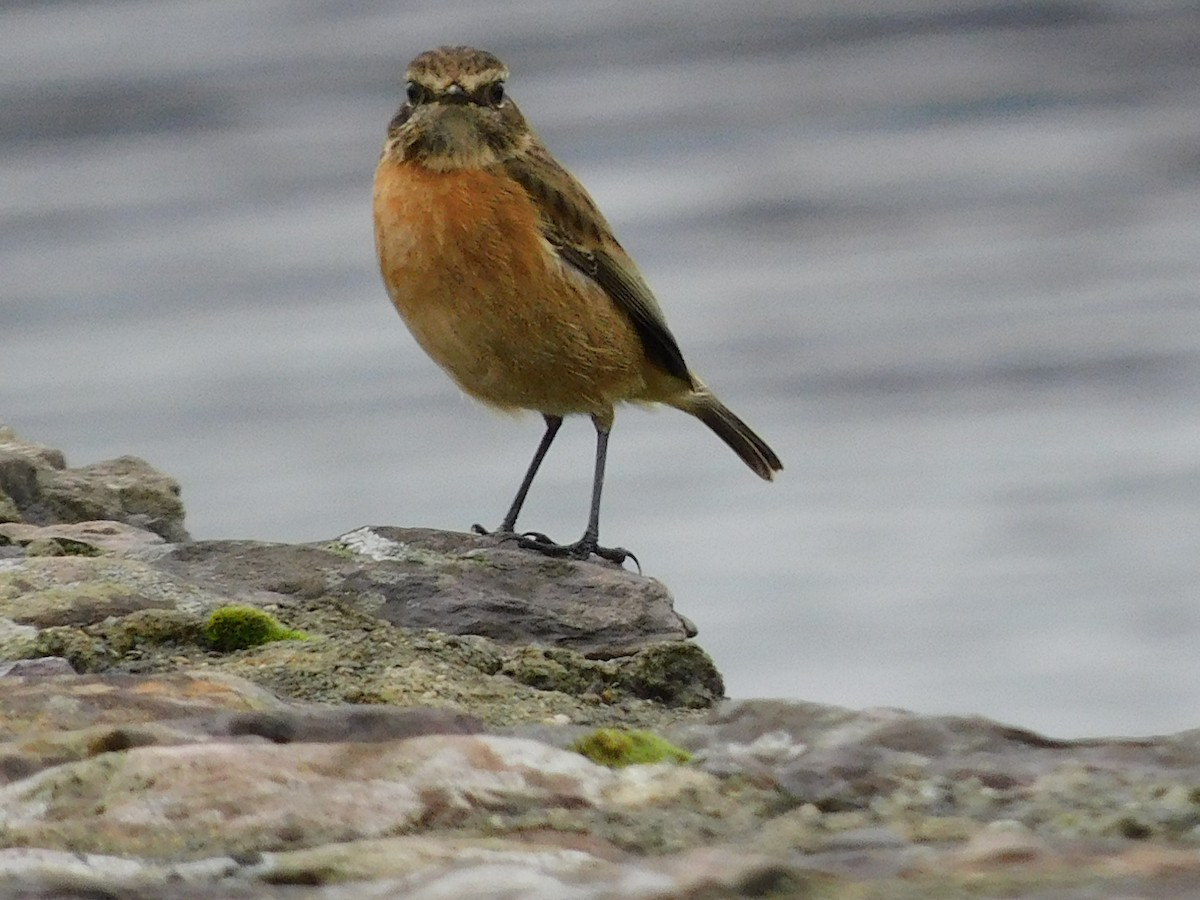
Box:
(384, 46, 533, 171)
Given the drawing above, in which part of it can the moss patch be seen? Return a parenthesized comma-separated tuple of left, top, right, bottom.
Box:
(204, 606, 310, 653)
(570, 728, 691, 768)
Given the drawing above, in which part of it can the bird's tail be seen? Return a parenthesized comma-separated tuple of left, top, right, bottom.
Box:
(676, 387, 782, 481)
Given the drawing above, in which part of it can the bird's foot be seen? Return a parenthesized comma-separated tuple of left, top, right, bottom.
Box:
(471, 522, 518, 538)
(516, 531, 640, 572)
(472, 525, 531, 553)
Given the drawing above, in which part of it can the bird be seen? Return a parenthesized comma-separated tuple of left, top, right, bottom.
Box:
(372, 46, 782, 566)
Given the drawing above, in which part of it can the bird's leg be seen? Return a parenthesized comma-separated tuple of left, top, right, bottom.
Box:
(518, 415, 637, 569)
(473, 414, 562, 536)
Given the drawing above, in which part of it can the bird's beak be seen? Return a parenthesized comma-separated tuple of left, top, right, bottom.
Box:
(443, 84, 469, 105)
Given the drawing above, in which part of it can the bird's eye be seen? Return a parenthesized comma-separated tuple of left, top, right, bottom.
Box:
(484, 82, 505, 106)
(406, 82, 426, 104)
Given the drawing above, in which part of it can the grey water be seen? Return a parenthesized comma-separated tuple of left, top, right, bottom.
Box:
(2, 1, 1198, 738)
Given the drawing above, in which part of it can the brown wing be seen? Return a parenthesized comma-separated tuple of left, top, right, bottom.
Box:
(501, 140, 690, 381)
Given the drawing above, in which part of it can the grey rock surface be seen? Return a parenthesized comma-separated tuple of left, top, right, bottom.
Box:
(161, 524, 695, 655)
(0, 531, 721, 718)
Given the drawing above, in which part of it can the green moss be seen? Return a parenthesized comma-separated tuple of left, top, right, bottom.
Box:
(204, 605, 309, 652)
(570, 728, 691, 768)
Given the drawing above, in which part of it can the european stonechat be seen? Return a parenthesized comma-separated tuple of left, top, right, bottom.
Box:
(373, 46, 782, 564)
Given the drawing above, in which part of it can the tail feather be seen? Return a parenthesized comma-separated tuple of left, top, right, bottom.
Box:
(686, 392, 782, 481)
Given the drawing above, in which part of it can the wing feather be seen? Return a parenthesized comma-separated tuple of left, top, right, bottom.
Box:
(500, 142, 690, 381)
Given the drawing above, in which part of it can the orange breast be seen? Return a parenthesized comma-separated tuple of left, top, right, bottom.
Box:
(372, 157, 649, 416)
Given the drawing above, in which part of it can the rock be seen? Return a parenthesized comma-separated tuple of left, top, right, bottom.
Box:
(0, 842, 803, 900)
(6, 679, 1200, 898)
(0, 676, 482, 787)
(499, 641, 723, 709)
(215, 706, 485, 744)
(0, 520, 168, 557)
(0, 525, 721, 717)
(0, 656, 74, 677)
(0, 424, 188, 542)
(162, 525, 695, 655)
(7, 686, 1200, 898)
(5, 428, 1200, 897)
(0, 734, 710, 858)
(679, 699, 1200, 840)
(0, 670, 284, 743)
(951, 820, 1058, 869)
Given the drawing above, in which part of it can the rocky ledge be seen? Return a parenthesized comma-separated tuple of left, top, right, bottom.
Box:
(2, 424, 1199, 899)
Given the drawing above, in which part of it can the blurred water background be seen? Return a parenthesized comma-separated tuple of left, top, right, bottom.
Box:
(2, 1, 1198, 737)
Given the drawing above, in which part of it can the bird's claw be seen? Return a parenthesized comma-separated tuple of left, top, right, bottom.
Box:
(473, 524, 525, 548)
(473, 524, 640, 572)
(516, 531, 640, 572)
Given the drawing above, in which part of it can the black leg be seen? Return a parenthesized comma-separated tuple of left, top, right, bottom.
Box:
(577, 421, 610, 550)
(473, 414, 562, 535)
(517, 416, 637, 569)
